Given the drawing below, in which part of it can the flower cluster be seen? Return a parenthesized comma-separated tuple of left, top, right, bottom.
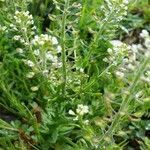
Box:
(105, 30, 150, 81)
(98, 0, 129, 39)
(112, 41, 136, 79)
(139, 30, 150, 54)
(139, 30, 150, 83)
(30, 86, 39, 92)
(68, 104, 89, 123)
(14, 10, 33, 25)
(127, 30, 149, 83)
(31, 34, 57, 46)
(23, 59, 35, 68)
(31, 34, 62, 70)
(101, 0, 129, 22)
(23, 54, 61, 81)
(10, 10, 35, 33)
(76, 104, 89, 116)
(103, 40, 129, 66)
(26, 72, 35, 78)
(9, 11, 63, 81)
(31, 34, 61, 53)
(10, 10, 36, 47)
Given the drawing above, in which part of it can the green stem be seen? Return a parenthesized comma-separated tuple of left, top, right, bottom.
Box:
(61, 0, 69, 96)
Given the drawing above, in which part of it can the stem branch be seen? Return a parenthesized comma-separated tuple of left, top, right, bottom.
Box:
(61, 0, 69, 96)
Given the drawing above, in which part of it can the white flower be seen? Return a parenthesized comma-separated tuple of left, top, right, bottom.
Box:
(135, 91, 143, 99)
(26, 60, 35, 67)
(146, 71, 150, 76)
(144, 38, 150, 49)
(0, 25, 7, 31)
(13, 10, 34, 31)
(13, 35, 21, 40)
(80, 68, 84, 73)
(46, 52, 54, 60)
(51, 36, 58, 45)
(140, 30, 149, 38)
(107, 48, 113, 54)
(34, 49, 40, 56)
(14, 16, 18, 20)
(42, 34, 49, 41)
(131, 44, 138, 53)
(32, 26, 37, 30)
(123, 0, 129, 5)
(15, 10, 19, 15)
(24, 11, 30, 16)
(24, 42, 29, 46)
(111, 40, 123, 47)
(38, 41, 45, 45)
(84, 120, 89, 125)
(115, 71, 124, 79)
(34, 35, 39, 40)
(16, 19, 21, 23)
(10, 24, 15, 28)
(20, 38, 25, 43)
(31, 31, 35, 35)
(127, 64, 135, 71)
(68, 110, 76, 115)
(57, 45, 62, 53)
(76, 104, 89, 116)
(137, 44, 143, 50)
(46, 53, 58, 64)
(16, 48, 23, 54)
(26, 72, 35, 78)
(30, 20, 34, 25)
(13, 27, 18, 31)
(42, 70, 49, 76)
(103, 57, 109, 62)
(31, 86, 39, 91)
(31, 34, 60, 49)
(28, 15, 33, 20)
(53, 62, 62, 68)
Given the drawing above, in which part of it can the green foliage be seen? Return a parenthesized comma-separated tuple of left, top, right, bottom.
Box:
(0, 0, 149, 149)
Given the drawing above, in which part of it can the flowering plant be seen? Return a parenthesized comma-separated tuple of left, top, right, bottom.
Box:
(0, 0, 149, 149)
